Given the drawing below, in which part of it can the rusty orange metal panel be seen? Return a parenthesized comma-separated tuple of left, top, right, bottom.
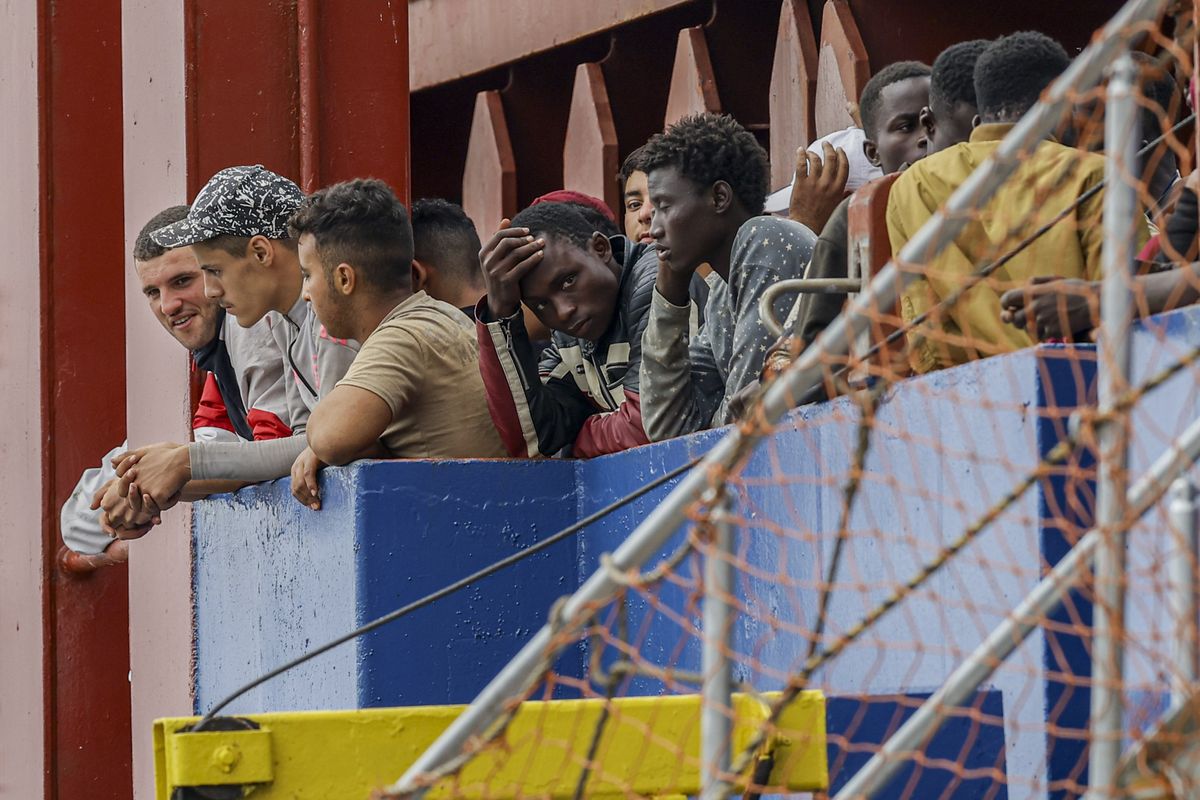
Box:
(38, 0, 134, 797)
(463, 90, 517, 240)
(846, 172, 904, 372)
(814, 0, 870, 137)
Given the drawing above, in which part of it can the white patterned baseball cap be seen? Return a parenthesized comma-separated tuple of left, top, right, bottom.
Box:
(764, 126, 885, 214)
(152, 165, 305, 248)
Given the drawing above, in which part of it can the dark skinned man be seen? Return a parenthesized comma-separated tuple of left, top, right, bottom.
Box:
(639, 112, 817, 440)
(475, 201, 665, 457)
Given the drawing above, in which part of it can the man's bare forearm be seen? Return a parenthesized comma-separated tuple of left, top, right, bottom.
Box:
(1141, 262, 1200, 317)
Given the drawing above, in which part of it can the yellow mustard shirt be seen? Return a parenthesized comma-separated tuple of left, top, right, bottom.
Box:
(886, 123, 1148, 374)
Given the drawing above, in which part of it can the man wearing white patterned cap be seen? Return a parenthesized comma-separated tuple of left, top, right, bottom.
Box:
(98, 166, 359, 536)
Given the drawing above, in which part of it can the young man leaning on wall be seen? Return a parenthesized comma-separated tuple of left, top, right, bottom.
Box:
(78, 204, 289, 553)
(100, 166, 360, 533)
(288, 178, 506, 509)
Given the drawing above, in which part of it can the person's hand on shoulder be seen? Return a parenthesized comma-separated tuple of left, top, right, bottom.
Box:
(481, 219, 545, 320)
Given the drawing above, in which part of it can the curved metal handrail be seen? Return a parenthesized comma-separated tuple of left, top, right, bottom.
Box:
(758, 278, 863, 337)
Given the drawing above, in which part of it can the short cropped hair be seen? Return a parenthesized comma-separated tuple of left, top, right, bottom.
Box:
(288, 178, 413, 291)
(930, 40, 990, 113)
(411, 199, 482, 287)
(530, 190, 621, 238)
(638, 113, 769, 216)
(859, 61, 932, 139)
(134, 205, 190, 262)
(510, 202, 597, 250)
(573, 204, 621, 239)
(975, 32, 1069, 121)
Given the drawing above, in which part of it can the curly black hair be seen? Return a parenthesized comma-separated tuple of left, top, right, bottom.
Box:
(929, 40, 990, 115)
(577, 205, 621, 239)
(1131, 51, 1186, 130)
(974, 32, 1069, 122)
(411, 198, 482, 287)
(638, 113, 769, 215)
(288, 178, 413, 291)
(859, 61, 932, 139)
(136, 205, 190, 262)
(510, 202, 599, 251)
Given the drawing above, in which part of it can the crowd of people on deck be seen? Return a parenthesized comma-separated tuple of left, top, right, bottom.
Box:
(62, 30, 1200, 562)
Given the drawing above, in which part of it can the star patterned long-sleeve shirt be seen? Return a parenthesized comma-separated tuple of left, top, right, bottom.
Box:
(640, 215, 817, 441)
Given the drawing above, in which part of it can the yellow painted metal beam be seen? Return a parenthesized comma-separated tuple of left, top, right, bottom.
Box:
(155, 691, 826, 799)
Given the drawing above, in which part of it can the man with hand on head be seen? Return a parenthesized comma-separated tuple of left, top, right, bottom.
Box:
(530, 190, 622, 239)
(74, 204, 289, 550)
(104, 165, 359, 528)
(476, 201, 665, 458)
(288, 179, 505, 507)
(639, 112, 817, 440)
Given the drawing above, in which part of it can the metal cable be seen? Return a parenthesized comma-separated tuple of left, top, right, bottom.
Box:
(194, 454, 702, 730)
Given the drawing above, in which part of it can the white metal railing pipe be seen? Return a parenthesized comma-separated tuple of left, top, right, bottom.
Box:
(1168, 477, 1199, 705)
(1087, 52, 1140, 800)
(700, 495, 735, 800)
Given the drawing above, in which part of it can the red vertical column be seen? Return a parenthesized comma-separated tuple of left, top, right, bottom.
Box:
(40, 0, 133, 797)
(184, 0, 409, 196)
(302, 0, 411, 197)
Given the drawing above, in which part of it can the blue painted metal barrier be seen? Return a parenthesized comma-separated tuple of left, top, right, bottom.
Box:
(192, 306, 1200, 797)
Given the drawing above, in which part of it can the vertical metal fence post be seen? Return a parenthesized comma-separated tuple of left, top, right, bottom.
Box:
(1087, 51, 1139, 800)
(1168, 477, 1198, 706)
(701, 494, 735, 800)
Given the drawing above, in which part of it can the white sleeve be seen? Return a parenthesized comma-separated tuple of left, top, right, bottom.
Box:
(60, 442, 126, 555)
(188, 435, 309, 482)
(193, 426, 241, 443)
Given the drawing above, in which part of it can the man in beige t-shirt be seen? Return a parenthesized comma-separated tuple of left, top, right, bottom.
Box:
(287, 178, 505, 509)
(337, 291, 504, 458)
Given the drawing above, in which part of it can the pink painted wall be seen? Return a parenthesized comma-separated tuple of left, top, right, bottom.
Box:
(0, 1, 45, 797)
(121, 2, 195, 797)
